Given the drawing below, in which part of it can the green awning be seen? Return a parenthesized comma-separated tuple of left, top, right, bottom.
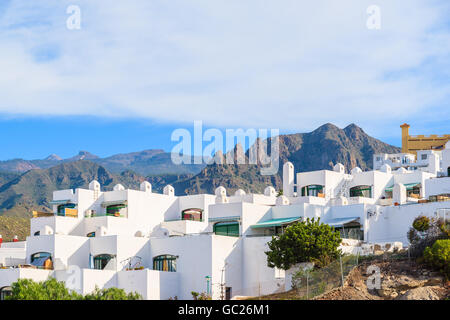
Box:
(101, 200, 128, 208)
(209, 216, 241, 223)
(385, 183, 420, 192)
(251, 217, 302, 229)
(49, 199, 72, 205)
(325, 217, 360, 228)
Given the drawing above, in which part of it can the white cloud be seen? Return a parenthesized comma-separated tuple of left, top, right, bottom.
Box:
(0, 0, 449, 139)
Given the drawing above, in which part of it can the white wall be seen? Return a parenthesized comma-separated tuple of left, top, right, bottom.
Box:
(0, 248, 26, 266)
(366, 201, 450, 245)
(0, 268, 52, 288)
(425, 177, 450, 198)
(211, 235, 241, 299)
(241, 237, 285, 297)
(81, 269, 117, 295)
(118, 269, 178, 300)
(149, 234, 213, 300)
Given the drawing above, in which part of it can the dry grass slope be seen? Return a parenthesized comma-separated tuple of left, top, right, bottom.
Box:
(0, 216, 29, 241)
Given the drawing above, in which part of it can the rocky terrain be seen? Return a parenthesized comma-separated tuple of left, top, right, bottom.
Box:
(314, 259, 449, 300)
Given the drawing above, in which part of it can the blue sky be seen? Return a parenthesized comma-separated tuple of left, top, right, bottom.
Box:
(0, 1, 449, 160)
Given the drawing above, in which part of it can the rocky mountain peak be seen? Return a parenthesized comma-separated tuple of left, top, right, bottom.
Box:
(44, 154, 62, 161)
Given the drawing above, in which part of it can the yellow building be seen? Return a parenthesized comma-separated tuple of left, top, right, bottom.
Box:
(401, 123, 450, 155)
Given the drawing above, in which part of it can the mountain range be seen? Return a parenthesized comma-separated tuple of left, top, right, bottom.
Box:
(0, 150, 204, 175)
(0, 123, 400, 238)
(171, 123, 400, 195)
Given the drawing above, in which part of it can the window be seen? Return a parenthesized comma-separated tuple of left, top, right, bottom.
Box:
(30, 252, 53, 270)
(448, 167, 450, 177)
(87, 232, 95, 238)
(0, 287, 12, 301)
(225, 287, 232, 300)
(421, 154, 427, 160)
(57, 203, 76, 216)
(93, 254, 115, 270)
(334, 226, 364, 240)
(182, 208, 203, 221)
(213, 222, 239, 237)
(350, 185, 372, 198)
(153, 255, 177, 272)
(34, 231, 40, 236)
(376, 157, 381, 161)
(106, 204, 126, 217)
(301, 185, 324, 197)
(407, 186, 421, 198)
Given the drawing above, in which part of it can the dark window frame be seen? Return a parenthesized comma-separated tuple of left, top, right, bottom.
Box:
(153, 255, 177, 272)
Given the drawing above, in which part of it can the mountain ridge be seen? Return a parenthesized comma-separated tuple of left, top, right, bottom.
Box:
(0, 149, 205, 176)
(0, 123, 400, 221)
(171, 123, 400, 195)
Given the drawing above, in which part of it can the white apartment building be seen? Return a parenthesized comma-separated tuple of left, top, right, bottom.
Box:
(373, 150, 441, 175)
(1, 142, 450, 300)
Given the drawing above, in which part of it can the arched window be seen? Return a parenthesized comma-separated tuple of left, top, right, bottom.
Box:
(213, 222, 239, 237)
(301, 185, 324, 197)
(350, 185, 372, 198)
(0, 286, 12, 300)
(153, 255, 177, 272)
(34, 231, 40, 236)
(30, 252, 53, 270)
(93, 254, 115, 270)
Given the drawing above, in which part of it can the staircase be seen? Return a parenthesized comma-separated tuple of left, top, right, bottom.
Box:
(336, 176, 353, 199)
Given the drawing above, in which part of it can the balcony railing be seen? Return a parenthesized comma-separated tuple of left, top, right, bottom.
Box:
(32, 209, 78, 218)
(164, 218, 205, 223)
(62, 208, 78, 218)
(32, 211, 53, 218)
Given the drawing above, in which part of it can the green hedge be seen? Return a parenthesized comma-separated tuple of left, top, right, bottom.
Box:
(423, 239, 450, 279)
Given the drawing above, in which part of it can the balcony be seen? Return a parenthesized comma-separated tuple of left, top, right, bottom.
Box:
(32, 209, 78, 218)
(161, 219, 207, 235)
(56, 208, 78, 218)
(32, 211, 54, 218)
(379, 198, 393, 206)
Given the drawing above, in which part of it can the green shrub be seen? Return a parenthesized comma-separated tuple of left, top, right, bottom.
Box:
(191, 291, 211, 300)
(84, 287, 141, 300)
(265, 218, 341, 270)
(412, 216, 430, 232)
(7, 278, 141, 300)
(423, 239, 450, 279)
(8, 278, 81, 300)
(408, 216, 449, 258)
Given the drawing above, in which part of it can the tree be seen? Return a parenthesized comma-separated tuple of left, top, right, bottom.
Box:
(8, 278, 81, 300)
(7, 278, 141, 300)
(412, 216, 430, 232)
(84, 287, 141, 300)
(265, 218, 342, 270)
(423, 239, 450, 279)
(408, 216, 449, 258)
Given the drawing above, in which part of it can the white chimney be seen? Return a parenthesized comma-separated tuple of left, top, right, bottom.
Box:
(283, 162, 294, 197)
